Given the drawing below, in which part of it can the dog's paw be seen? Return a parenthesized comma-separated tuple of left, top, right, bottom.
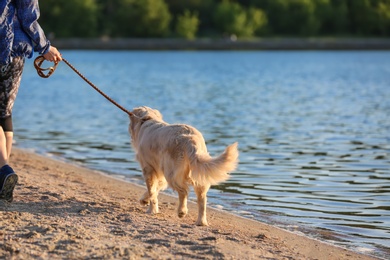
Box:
(146, 207, 159, 214)
(195, 219, 208, 226)
(140, 199, 150, 206)
(178, 209, 188, 218)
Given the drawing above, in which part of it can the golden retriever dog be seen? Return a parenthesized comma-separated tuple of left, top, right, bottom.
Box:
(129, 106, 239, 226)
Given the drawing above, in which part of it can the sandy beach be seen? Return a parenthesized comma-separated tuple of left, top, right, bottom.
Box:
(0, 148, 376, 259)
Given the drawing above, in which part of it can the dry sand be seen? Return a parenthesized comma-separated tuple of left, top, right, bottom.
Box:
(0, 148, 377, 259)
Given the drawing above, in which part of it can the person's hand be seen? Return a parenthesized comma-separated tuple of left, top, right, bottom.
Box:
(43, 46, 62, 63)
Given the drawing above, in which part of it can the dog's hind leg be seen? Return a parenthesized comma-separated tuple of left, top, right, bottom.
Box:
(142, 166, 160, 214)
(146, 179, 159, 214)
(168, 168, 190, 219)
(194, 184, 210, 226)
(140, 178, 167, 207)
(177, 186, 189, 218)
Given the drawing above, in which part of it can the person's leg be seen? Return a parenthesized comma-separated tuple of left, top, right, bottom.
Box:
(0, 57, 24, 202)
(0, 127, 8, 167)
(0, 125, 17, 202)
(0, 116, 14, 167)
(0, 57, 24, 160)
(5, 131, 13, 160)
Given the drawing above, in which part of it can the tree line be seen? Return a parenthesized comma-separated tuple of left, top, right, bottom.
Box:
(39, 0, 390, 39)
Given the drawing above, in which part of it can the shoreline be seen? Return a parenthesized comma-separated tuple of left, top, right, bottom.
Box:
(51, 38, 390, 51)
(0, 148, 378, 259)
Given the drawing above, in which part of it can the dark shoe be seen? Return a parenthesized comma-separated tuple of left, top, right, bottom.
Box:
(0, 165, 18, 203)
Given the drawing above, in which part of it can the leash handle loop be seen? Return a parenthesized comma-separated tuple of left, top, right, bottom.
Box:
(33, 56, 58, 78)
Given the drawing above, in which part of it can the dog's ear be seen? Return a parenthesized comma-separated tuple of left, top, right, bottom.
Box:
(141, 115, 153, 125)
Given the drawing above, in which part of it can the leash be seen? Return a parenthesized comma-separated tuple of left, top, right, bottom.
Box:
(33, 56, 135, 117)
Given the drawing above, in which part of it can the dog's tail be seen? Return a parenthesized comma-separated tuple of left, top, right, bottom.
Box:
(189, 142, 239, 186)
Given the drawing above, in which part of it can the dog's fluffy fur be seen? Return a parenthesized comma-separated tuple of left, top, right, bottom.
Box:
(129, 106, 239, 226)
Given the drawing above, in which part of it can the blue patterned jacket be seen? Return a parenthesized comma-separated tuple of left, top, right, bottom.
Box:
(0, 0, 50, 65)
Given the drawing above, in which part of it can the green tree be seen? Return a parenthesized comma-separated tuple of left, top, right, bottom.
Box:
(109, 0, 172, 37)
(132, 0, 172, 37)
(165, 0, 216, 37)
(248, 7, 268, 36)
(286, 0, 320, 35)
(312, 0, 349, 35)
(346, 0, 377, 35)
(40, 0, 390, 38)
(40, 0, 99, 38)
(214, 1, 267, 38)
(377, 0, 390, 35)
(327, 0, 349, 34)
(250, 0, 320, 36)
(175, 10, 200, 39)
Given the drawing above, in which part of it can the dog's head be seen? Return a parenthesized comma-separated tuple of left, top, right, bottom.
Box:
(128, 106, 163, 147)
(131, 106, 163, 122)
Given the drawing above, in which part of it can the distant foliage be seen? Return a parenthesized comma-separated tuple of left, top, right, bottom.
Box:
(251, 0, 320, 36)
(40, 0, 99, 38)
(249, 0, 390, 36)
(38, 0, 390, 38)
(130, 0, 172, 37)
(377, 1, 390, 35)
(175, 10, 200, 39)
(214, 1, 267, 38)
(106, 0, 171, 37)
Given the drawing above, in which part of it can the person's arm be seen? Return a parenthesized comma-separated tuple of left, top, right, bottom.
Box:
(15, 0, 61, 62)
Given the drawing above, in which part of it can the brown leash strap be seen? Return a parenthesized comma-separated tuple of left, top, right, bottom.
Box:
(34, 56, 135, 117)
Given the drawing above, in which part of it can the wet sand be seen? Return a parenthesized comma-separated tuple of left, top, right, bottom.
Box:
(0, 148, 377, 259)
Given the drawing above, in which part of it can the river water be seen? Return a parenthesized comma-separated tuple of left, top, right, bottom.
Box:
(13, 50, 390, 258)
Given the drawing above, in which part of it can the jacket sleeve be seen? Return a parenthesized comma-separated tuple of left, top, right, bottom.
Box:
(14, 0, 50, 54)
(0, 1, 14, 65)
